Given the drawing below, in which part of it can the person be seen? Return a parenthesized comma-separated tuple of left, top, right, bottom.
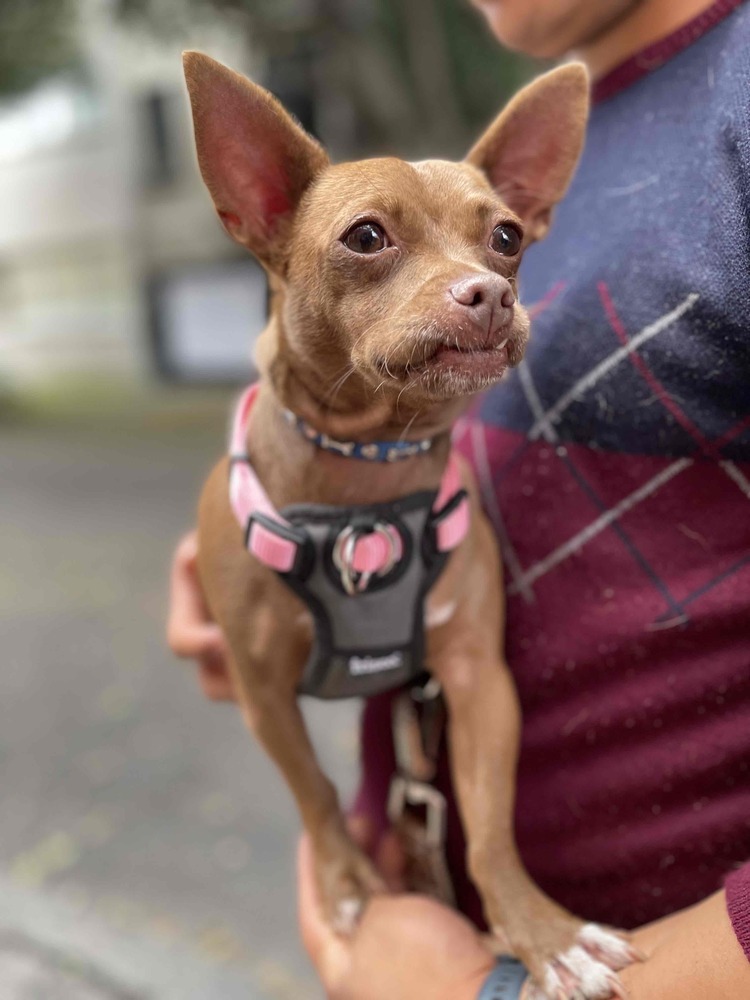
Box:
(168, 0, 750, 995)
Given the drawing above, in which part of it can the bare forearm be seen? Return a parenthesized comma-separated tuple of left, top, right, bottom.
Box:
(621, 890, 749, 999)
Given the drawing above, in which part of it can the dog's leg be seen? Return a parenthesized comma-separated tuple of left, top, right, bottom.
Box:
(198, 467, 384, 933)
(428, 518, 637, 999)
(232, 651, 385, 933)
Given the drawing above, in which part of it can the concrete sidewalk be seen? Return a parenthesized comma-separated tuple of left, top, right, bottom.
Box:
(0, 393, 361, 998)
(0, 876, 268, 999)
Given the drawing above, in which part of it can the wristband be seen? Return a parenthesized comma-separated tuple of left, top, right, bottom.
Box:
(477, 956, 528, 1000)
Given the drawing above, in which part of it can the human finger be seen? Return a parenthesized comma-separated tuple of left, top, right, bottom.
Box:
(167, 532, 227, 660)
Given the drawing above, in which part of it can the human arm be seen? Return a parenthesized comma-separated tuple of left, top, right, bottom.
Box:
(618, 872, 750, 1000)
(299, 833, 750, 1000)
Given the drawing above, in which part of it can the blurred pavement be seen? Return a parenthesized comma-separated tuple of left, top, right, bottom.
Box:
(0, 387, 362, 999)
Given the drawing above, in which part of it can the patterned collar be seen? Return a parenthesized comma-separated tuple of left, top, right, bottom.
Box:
(282, 408, 434, 462)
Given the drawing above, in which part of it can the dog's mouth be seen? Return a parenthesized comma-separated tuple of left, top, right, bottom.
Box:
(375, 326, 523, 390)
(423, 336, 510, 372)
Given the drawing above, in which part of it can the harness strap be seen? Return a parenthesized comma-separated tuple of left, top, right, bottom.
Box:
(230, 385, 299, 572)
(228, 384, 470, 575)
(431, 444, 470, 552)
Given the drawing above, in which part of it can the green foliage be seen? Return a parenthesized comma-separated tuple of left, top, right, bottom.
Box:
(116, 0, 534, 154)
(378, 0, 532, 135)
(0, 0, 80, 97)
(437, 0, 533, 128)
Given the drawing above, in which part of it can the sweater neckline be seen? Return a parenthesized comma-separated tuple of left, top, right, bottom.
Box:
(592, 0, 745, 104)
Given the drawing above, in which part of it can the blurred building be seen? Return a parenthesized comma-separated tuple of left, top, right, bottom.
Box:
(0, 0, 529, 389)
(0, 4, 265, 387)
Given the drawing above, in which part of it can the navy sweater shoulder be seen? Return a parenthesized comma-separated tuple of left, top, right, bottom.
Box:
(483, 4, 750, 458)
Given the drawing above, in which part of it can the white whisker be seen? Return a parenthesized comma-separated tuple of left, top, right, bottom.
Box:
(399, 411, 422, 442)
(324, 363, 358, 407)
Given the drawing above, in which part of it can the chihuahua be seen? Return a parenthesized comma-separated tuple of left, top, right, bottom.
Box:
(183, 51, 638, 999)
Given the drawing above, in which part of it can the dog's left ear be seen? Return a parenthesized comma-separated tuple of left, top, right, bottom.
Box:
(466, 63, 589, 243)
(182, 51, 329, 270)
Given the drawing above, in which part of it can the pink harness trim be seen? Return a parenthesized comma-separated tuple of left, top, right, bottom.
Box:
(228, 384, 469, 575)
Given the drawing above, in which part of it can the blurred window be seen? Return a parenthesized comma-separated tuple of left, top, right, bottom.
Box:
(148, 259, 267, 383)
(0, 80, 100, 163)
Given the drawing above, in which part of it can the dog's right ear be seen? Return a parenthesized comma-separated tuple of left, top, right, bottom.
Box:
(466, 63, 589, 244)
(182, 51, 329, 269)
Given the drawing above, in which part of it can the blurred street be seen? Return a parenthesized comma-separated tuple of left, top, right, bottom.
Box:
(0, 388, 361, 999)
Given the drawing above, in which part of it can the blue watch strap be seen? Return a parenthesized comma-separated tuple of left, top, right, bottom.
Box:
(477, 956, 528, 1000)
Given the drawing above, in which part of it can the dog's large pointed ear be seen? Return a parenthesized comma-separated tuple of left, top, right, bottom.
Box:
(182, 51, 329, 268)
(466, 63, 589, 243)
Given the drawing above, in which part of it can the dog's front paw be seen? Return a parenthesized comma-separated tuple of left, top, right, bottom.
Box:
(529, 924, 640, 1000)
(494, 905, 641, 1000)
(317, 846, 386, 936)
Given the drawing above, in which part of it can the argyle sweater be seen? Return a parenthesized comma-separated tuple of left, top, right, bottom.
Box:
(357, 0, 750, 959)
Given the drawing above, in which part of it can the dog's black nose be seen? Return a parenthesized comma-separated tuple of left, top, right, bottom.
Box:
(449, 274, 515, 329)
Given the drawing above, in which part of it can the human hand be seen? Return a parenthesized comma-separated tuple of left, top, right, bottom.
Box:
(297, 819, 495, 1000)
(167, 531, 236, 701)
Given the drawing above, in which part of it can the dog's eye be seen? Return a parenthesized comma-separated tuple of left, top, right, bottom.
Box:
(490, 224, 522, 257)
(344, 222, 389, 254)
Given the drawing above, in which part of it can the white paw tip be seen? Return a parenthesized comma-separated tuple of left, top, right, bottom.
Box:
(557, 945, 614, 995)
(579, 923, 637, 967)
(524, 988, 549, 1000)
(543, 964, 563, 996)
(333, 897, 362, 934)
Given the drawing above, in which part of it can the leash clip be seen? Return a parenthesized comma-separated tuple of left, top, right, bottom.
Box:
(387, 775, 447, 849)
(387, 682, 455, 905)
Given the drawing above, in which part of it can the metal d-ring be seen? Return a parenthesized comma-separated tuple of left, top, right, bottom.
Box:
(332, 522, 401, 596)
(332, 526, 364, 596)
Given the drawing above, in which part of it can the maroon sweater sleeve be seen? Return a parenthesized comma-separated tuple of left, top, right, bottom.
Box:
(726, 863, 750, 962)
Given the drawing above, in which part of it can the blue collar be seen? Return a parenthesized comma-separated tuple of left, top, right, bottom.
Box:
(282, 408, 434, 463)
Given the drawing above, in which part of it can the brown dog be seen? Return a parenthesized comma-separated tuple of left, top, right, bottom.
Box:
(183, 52, 638, 998)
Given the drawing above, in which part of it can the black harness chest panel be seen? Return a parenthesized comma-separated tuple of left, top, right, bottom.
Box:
(275, 491, 455, 700)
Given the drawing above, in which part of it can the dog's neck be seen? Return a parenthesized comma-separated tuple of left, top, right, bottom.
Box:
(246, 381, 455, 510)
(247, 327, 467, 509)
(259, 318, 468, 446)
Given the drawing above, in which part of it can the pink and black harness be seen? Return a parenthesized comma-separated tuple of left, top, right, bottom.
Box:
(229, 385, 470, 699)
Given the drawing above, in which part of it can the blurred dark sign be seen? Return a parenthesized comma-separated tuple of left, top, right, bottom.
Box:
(148, 259, 267, 383)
